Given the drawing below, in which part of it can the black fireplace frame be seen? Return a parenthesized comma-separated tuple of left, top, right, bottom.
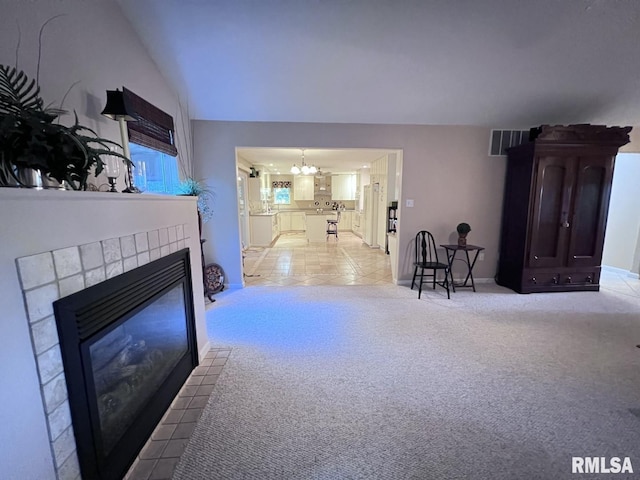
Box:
(54, 248, 198, 480)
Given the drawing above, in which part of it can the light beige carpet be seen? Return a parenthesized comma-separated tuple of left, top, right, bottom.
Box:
(174, 282, 640, 479)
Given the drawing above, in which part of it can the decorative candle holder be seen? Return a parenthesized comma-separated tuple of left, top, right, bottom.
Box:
(105, 153, 122, 193)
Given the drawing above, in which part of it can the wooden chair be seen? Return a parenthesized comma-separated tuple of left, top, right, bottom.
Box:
(411, 230, 450, 299)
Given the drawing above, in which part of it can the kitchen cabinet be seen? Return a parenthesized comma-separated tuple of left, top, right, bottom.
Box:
(496, 124, 631, 293)
(338, 211, 352, 231)
(250, 214, 279, 246)
(306, 213, 338, 242)
(272, 213, 279, 239)
(248, 177, 261, 202)
(260, 172, 271, 191)
(293, 176, 314, 201)
(353, 212, 362, 237)
(291, 212, 306, 231)
(277, 212, 306, 232)
(332, 174, 357, 200)
(278, 212, 291, 232)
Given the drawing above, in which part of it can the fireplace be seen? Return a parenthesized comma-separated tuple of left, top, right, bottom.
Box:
(53, 248, 198, 480)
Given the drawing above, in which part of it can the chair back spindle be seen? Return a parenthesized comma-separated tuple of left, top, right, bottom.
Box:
(416, 231, 439, 264)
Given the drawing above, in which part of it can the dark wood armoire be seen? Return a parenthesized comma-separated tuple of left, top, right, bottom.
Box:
(496, 124, 631, 293)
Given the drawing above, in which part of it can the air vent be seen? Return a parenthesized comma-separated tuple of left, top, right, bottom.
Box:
(490, 129, 530, 156)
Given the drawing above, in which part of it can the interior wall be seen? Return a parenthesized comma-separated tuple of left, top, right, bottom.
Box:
(618, 128, 640, 274)
(0, 2, 192, 479)
(633, 226, 640, 275)
(0, 0, 192, 191)
(602, 153, 640, 272)
(193, 121, 505, 287)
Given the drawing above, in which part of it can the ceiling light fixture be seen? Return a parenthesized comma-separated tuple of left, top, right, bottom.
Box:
(291, 149, 317, 175)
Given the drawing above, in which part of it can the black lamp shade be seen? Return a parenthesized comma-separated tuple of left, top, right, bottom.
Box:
(101, 89, 138, 121)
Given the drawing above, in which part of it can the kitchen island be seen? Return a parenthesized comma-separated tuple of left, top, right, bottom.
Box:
(249, 212, 279, 246)
(305, 212, 338, 242)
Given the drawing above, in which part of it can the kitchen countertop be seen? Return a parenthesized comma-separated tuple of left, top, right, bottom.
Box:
(250, 209, 356, 216)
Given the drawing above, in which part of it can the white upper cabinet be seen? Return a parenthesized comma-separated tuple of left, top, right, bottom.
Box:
(331, 174, 357, 200)
(293, 176, 314, 201)
(248, 177, 261, 202)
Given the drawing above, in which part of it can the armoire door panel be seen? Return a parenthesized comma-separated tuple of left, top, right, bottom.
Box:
(567, 156, 613, 267)
(528, 157, 575, 268)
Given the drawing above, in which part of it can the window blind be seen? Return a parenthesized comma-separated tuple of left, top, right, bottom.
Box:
(123, 87, 178, 157)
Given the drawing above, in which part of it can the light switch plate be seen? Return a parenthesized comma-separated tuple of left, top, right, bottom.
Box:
(406, 199, 414, 207)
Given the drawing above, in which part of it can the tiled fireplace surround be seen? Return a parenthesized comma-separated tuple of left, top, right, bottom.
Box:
(1, 188, 208, 480)
(16, 224, 190, 480)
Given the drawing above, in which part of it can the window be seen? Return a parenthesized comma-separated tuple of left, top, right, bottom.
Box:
(273, 187, 291, 205)
(129, 143, 181, 194)
(121, 87, 182, 194)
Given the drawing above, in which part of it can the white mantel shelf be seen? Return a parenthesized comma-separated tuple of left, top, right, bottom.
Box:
(0, 187, 196, 202)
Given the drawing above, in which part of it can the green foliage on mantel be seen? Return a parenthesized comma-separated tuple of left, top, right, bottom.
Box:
(0, 64, 131, 191)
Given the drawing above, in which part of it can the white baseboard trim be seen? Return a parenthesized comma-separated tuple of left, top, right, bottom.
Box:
(473, 277, 496, 284)
(397, 277, 495, 287)
(602, 265, 639, 279)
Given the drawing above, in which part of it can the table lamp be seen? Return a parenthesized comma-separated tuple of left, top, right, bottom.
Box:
(101, 89, 141, 193)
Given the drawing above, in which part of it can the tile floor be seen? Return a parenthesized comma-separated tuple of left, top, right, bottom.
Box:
(124, 348, 231, 480)
(242, 231, 393, 286)
(600, 268, 640, 298)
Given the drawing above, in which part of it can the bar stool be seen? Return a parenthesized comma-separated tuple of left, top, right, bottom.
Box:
(326, 212, 340, 241)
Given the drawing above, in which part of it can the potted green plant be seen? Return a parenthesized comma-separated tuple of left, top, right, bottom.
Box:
(0, 64, 131, 190)
(456, 222, 471, 246)
(178, 177, 214, 232)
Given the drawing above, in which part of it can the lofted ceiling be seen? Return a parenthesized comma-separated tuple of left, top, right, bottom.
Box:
(118, 0, 640, 129)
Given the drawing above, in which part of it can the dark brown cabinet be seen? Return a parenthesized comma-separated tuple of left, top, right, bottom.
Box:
(497, 124, 631, 293)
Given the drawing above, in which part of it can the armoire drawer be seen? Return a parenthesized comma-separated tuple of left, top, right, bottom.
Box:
(522, 269, 599, 289)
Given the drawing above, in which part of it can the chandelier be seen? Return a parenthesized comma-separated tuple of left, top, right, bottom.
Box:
(291, 149, 317, 175)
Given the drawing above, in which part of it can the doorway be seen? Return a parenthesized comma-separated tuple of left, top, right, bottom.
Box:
(234, 147, 403, 286)
(237, 171, 250, 249)
(602, 153, 640, 276)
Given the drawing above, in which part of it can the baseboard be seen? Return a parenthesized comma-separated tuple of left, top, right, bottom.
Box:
(602, 265, 639, 279)
(473, 277, 496, 284)
(397, 277, 495, 286)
